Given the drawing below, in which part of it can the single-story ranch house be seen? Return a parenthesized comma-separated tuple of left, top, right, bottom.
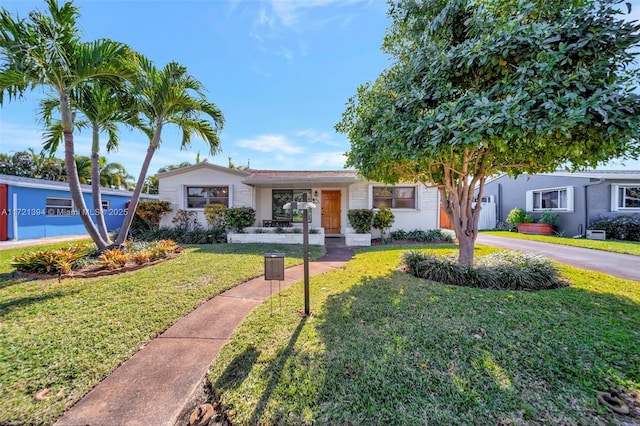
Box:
(0, 174, 156, 241)
(482, 170, 640, 236)
(157, 163, 442, 244)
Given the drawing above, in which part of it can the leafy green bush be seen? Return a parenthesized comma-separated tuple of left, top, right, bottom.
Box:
(506, 207, 534, 227)
(589, 215, 640, 241)
(402, 250, 562, 290)
(203, 203, 227, 229)
(373, 206, 395, 243)
(131, 200, 172, 233)
(347, 209, 374, 233)
(225, 207, 256, 232)
(538, 211, 558, 226)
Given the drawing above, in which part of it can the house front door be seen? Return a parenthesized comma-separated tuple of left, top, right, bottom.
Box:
(321, 190, 341, 234)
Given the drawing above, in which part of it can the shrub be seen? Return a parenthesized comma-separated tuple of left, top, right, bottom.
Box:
(132, 227, 226, 244)
(347, 209, 374, 233)
(98, 248, 130, 269)
(506, 207, 534, 227)
(589, 215, 640, 241)
(203, 203, 227, 229)
(390, 229, 454, 243)
(225, 207, 256, 232)
(131, 200, 172, 233)
(12, 243, 94, 274)
(538, 211, 558, 226)
(373, 206, 395, 243)
(402, 250, 562, 291)
(171, 209, 200, 231)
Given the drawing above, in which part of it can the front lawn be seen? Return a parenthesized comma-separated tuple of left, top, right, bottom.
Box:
(0, 242, 325, 426)
(208, 244, 639, 425)
(482, 230, 640, 256)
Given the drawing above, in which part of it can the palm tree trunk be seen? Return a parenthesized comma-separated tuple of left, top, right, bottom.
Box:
(114, 125, 162, 246)
(60, 92, 109, 250)
(90, 125, 111, 243)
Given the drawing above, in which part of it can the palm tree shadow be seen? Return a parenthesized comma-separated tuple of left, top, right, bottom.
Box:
(250, 317, 307, 424)
(212, 344, 261, 392)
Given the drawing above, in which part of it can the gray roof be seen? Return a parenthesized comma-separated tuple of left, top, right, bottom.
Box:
(242, 169, 360, 185)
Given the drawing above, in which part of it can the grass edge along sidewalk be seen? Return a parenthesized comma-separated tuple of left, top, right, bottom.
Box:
(207, 244, 639, 425)
(481, 230, 640, 256)
(0, 242, 324, 426)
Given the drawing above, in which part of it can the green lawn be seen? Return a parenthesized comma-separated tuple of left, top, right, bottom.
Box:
(208, 244, 639, 425)
(0, 242, 325, 426)
(482, 230, 640, 256)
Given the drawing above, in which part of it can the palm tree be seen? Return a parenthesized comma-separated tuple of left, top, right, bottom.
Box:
(100, 160, 134, 190)
(40, 79, 140, 242)
(113, 58, 224, 245)
(0, 0, 134, 250)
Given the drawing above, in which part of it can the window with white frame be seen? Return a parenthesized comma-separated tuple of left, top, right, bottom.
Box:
(186, 186, 229, 208)
(372, 186, 417, 209)
(526, 186, 574, 212)
(46, 197, 73, 216)
(611, 184, 640, 211)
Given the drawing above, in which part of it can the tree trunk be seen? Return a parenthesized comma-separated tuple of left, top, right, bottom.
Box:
(90, 125, 111, 243)
(113, 125, 163, 246)
(60, 92, 109, 250)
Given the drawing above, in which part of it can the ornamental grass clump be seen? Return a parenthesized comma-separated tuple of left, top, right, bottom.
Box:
(402, 250, 563, 290)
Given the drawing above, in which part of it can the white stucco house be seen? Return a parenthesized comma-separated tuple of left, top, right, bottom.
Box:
(156, 163, 441, 245)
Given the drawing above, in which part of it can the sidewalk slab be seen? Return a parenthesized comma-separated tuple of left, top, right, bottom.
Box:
(55, 338, 226, 426)
(54, 241, 354, 426)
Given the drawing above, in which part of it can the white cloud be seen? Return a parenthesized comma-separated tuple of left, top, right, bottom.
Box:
(308, 151, 348, 168)
(236, 134, 304, 154)
(295, 129, 342, 147)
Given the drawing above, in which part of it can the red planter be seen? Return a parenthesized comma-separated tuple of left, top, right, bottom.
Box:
(517, 223, 554, 235)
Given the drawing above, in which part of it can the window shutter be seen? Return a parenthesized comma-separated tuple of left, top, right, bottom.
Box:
(178, 185, 185, 209)
(228, 184, 234, 207)
(611, 185, 619, 212)
(566, 186, 574, 212)
(368, 184, 374, 209)
(525, 190, 533, 212)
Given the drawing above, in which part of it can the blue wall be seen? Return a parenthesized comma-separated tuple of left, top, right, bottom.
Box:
(6, 186, 133, 240)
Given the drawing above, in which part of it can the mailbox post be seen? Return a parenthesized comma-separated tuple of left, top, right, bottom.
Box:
(283, 194, 316, 316)
(264, 252, 285, 314)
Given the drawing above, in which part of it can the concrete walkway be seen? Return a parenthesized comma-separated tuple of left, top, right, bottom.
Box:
(54, 239, 353, 426)
(476, 234, 640, 282)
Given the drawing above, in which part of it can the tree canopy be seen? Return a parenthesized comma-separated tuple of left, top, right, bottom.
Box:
(337, 0, 640, 264)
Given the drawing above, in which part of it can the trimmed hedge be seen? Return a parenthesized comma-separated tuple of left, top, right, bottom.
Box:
(402, 250, 563, 291)
(589, 215, 640, 241)
(389, 229, 454, 243)
(133, 227, 227, 244)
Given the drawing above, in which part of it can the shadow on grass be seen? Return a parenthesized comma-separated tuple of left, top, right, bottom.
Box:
(249, 317, 307, 425)
(212, 344, 261, 392)
(314, 264, 640, 424)
(0, 288, 79, 318)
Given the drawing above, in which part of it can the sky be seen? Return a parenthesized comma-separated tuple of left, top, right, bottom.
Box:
(0, 0, 639, 181)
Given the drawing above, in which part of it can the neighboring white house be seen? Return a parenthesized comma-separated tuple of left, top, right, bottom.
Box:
(156, 163, 441, 241)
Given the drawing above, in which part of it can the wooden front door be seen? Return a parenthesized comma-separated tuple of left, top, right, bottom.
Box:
(439, 205, 452, 229)
(321, 190, 341, 234)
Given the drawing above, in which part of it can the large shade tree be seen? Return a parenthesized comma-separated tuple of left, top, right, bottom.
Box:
(113, 58, 224, 245)
(0, 0, 133, 250)
(337, 0, 640, 265)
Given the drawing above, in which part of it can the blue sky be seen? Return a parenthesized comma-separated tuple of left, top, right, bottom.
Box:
(0, 0, 639, 180)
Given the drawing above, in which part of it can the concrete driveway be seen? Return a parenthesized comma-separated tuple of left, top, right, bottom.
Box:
(476, 234, 640, 282)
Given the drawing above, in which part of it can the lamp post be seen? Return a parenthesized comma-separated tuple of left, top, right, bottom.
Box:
(283, 193, 316, 316)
